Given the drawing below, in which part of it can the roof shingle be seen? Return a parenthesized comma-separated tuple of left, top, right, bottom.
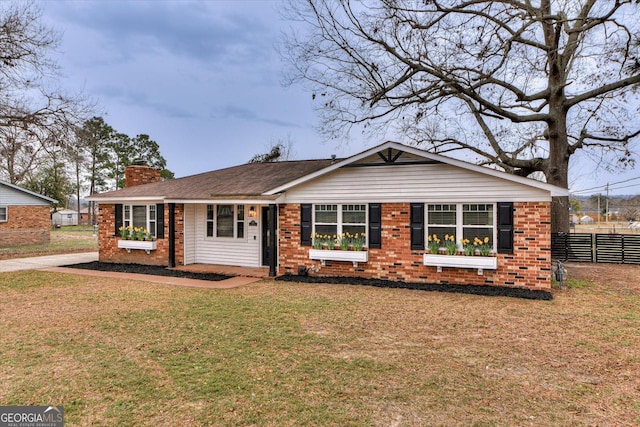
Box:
(90, 159, 338, 200)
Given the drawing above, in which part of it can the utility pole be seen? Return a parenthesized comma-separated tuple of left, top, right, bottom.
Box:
(606, 183, 610, 223)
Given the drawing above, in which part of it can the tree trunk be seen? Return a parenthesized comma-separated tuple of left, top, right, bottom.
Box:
(546, 105, 570, 234)
(542, 2, 570, 235)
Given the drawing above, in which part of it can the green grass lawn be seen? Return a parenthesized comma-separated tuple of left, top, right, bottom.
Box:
(0, 267, 639, 426)
(0, 226, 97, 258)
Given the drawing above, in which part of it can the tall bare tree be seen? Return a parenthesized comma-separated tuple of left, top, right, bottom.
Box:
(0, 2, 89, 185)
(283, 0, 640, 232)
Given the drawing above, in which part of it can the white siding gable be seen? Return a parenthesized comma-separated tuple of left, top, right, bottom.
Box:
(0, 183, 52, 206)
(280, 163, 551, 203)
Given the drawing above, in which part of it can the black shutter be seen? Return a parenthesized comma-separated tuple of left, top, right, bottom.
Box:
(368, 203, 382, 249)
(300, 204, 312, 246)
(497, 202, 514, 254)
(114, 204, 123, 236)
(156, 203, 165, 238)
(410, 203, 425, 250)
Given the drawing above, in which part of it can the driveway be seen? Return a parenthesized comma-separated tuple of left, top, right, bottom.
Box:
(0, 252, 98, 273)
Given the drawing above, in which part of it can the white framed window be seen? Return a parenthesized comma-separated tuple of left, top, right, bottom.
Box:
(341, 204, 366, 236)
(206, 205, 214, 237)
(206, 204, 246, 239)
(462, 204, 494, 245)
(313, 204, 367, 242)
(123, 204, 157, 237)
(427, 203, 495, 249)
(314, 204, 338, 236)
(0, 206, 7, 222)
(427, 204, 457, 242)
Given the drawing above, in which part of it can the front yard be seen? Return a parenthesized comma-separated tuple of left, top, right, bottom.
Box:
(0, 264, 638, 426)
(0, 226, 98, 259)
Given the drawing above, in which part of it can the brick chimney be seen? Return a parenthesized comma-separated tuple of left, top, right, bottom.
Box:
(124, 164, 162, 187)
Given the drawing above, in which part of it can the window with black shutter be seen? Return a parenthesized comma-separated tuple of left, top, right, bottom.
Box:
(368, 203, 382, 249)
(156, 203, 165, 238)
(114, 204, 123, 236)
(497, 202, 514, 254)
(410, 203, 425, 250)
(300, 204, 312, 246)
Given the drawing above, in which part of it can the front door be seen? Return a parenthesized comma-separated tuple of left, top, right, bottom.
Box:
(261, 206, 271, 266)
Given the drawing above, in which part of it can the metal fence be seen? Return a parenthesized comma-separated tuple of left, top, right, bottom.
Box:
(0, 229, 50, 250)
(552, 232, 640, 264)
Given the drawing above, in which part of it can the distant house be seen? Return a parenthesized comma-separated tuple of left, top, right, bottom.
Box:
(88, 141, 568, 290)
(52, 209, 79, 226)
(0, 180, 57, 246)
(79, 208, 89, 225)
(580, 215, 594, 224)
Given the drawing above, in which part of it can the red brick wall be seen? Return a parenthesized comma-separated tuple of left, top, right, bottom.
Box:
(125, 165, 161, 188)
(0, 205, 51, 246)
(278, 202, 551, 290)
(98, 203, 185, 266)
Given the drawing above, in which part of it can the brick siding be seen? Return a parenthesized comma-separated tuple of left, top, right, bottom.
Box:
(0, 205, 51, 246)
(278, 202, 551, 290)
(98, 203, 185, 266)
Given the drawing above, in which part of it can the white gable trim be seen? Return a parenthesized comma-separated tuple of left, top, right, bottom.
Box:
(264, 141, 568, 197)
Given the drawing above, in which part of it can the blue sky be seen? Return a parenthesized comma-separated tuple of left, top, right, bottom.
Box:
(39, 0, 639, 196)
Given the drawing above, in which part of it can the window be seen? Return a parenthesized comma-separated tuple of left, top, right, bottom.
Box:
(206, 205, 214, 237)
(236, 205, 245, 239)
(463, 204, 493, 245)
(206, 204, 246, 239)
(342, 204, 366, 236)
(0, 206, 6, 222)
(314, 204, 337, 236)
(123, 205, 157, 237)
(427, 203, 495, 249)
(313, 204, 367, 242)
(217, 205, 234, 237)
(427, 204, 457, 242)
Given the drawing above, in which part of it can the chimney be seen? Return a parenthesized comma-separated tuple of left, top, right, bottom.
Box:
(124, 163, 161, 187)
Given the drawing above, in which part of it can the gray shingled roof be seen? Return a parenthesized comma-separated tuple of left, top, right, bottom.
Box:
(90, 159, 338, 200)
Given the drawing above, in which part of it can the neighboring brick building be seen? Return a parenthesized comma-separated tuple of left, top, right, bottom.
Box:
(89, 141, 567, 289)
(0, 180, 56, 246)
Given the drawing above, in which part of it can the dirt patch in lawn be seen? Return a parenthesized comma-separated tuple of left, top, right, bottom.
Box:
(565, 262, 640, 295)
(63, 261, 232, 281)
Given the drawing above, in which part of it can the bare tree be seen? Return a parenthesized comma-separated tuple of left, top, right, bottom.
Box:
(0, 2, 90, 185)
(283, 0, 640, 232)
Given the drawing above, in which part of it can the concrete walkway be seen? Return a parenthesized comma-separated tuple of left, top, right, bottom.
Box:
(0, 252, 98, 273)
(0, 252, 263, 289)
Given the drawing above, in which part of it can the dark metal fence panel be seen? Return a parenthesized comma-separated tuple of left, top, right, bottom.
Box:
(595, 234, 623, 263)
(622, 235, 640, 264)
(551, 233, 593, 262)
(553, 233, 640, 265)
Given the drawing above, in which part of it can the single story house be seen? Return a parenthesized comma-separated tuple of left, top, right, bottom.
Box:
(0, 180, 57, 246)
(52, 209, 79, 226)
(88, 141, 568, 290)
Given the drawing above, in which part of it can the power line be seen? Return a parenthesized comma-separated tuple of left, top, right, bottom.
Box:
(571, 175, 640, 195)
